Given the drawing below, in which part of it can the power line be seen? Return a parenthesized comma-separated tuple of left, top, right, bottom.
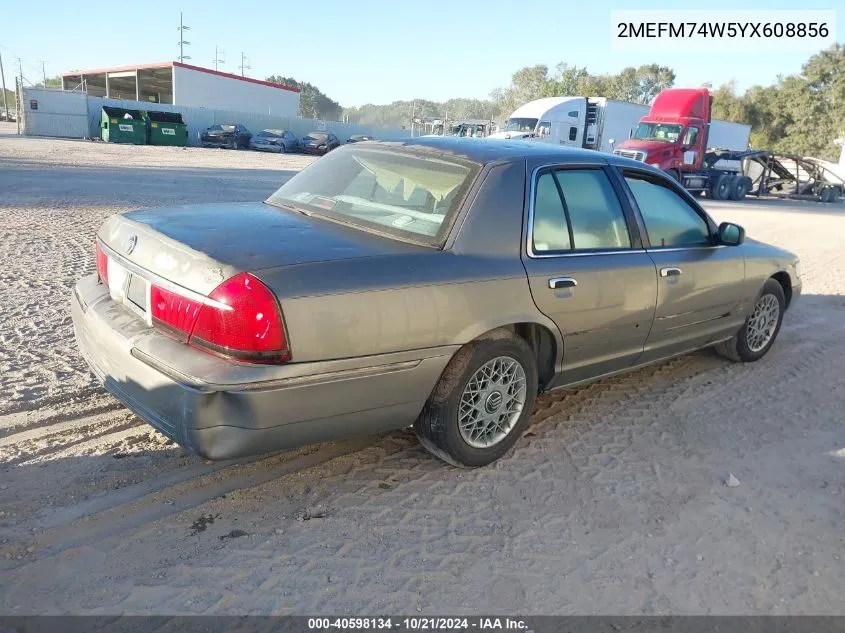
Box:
(177, 12, 191, 62)
(238, 52, 250, 77)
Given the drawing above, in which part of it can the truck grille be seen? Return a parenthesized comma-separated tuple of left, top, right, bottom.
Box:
(613, 149, 646, 162)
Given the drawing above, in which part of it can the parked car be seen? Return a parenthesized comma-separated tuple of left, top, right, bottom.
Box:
(346, 135, 375, 143)
(249, 129, 299, 153)
(300, 132, 340, 155)
(72, 138, 801, 467)
(201, 123, 251, 149)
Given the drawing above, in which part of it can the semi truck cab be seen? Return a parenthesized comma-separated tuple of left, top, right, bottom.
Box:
(614, 88, 711, 177)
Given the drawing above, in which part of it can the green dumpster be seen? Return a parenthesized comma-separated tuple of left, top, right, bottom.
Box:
(100, 106, 147, 144)
(145, 110, 188, 147)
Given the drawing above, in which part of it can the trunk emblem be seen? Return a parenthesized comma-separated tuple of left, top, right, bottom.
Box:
(124, 235, 138, 255)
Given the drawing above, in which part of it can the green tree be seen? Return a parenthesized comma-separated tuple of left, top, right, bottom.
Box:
(266, 76, 342, 121)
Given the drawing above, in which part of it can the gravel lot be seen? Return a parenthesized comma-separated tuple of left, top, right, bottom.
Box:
(1, 127, 844, 615)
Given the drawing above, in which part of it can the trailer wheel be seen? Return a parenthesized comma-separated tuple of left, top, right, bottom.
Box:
(730, 176, 750, 201)
(820, 186, 838, 203)
(711, 174, 732, 200)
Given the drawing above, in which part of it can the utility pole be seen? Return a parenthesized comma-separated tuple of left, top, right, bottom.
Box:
(238, 52, 250, 77)
(40, 60, 47, 88)
(212, 45, 225, 71)
(177, 12, 191, 62)
(411, 99, 416, 136)
(0, 51, 9, 121)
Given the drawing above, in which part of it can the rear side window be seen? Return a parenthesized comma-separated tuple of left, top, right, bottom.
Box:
(623, 173, 711, 247)
(556, 169, 630, 250)
(531, 168, 631, 252)
(532, 172, 571, 252)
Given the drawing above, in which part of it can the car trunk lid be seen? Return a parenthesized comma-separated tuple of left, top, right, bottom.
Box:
(98, 201, 426, 296)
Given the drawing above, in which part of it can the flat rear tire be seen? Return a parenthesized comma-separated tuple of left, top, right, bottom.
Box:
(415, 334, 538, 468)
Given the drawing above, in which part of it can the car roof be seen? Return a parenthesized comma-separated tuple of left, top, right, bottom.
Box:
(360, 136, 657, 170)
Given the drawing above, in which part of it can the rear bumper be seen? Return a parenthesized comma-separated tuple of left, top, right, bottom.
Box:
(71, 274, 455, 460)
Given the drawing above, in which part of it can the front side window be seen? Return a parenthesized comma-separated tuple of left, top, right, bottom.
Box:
(266, 147, 479, 244)
(623, 173, 711, 247)
(537, 121, 552, 137)
(683, 127, 699, 146)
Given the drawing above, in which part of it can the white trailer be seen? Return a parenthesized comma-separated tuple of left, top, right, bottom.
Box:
(707, 120, 751, 151)
(494, 96, 649, 153)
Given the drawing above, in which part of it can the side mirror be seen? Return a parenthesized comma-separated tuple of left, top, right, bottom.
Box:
(608, 138, 615, 148)
(718, 222, 745, 246)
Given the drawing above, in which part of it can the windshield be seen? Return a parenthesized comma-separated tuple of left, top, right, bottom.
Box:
(258, 129, 283, 137)
(304, 132, 328, 141)
(209, 124, 235, 132)
(632, 122, 683, 142)
(265, 147, 480, 245)
(504, 118, 538, 133)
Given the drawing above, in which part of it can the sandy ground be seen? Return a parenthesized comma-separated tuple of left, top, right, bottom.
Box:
(1, 127, 844, 615)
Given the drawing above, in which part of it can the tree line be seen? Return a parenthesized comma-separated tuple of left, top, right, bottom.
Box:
(268, 44, 843, 161)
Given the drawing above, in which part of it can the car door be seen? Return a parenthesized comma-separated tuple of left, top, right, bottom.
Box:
(520, 161, 659, 387)
(616, 167, 747, 362)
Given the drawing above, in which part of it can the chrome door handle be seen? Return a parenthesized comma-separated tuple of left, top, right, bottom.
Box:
(549, 277, 577, 289)
(660, 267, 682, 277)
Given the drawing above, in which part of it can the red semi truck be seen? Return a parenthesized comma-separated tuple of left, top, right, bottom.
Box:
(612, 88, 755, 201)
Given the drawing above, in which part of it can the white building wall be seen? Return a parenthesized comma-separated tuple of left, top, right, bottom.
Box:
(172, 65, 299, 117)
(19, 87, 408, 145)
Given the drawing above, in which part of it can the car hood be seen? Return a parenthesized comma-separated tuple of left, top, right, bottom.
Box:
(615, 139, 675, 153)
(98, 202, 424, 295)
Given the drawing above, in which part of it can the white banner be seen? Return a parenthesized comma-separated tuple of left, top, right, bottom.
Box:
(611, 10, 836, 53)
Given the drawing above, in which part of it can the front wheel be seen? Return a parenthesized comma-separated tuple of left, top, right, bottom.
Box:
(714, 279, 785, 362)
(415, 334, 538, 467)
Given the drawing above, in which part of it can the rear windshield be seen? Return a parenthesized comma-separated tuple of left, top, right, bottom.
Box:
(258, 129, 283, 137)
(304, 132, 327, 141)
(209, 124, 235, 131)
(265, 146, 480, 245)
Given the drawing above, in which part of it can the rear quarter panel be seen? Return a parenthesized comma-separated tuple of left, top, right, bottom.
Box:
(257, 160, 563, 364)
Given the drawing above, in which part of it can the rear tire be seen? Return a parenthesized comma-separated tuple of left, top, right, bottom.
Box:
(714, 279, 785, 363)
(414, 334, 538, 467)
(730, 175, 750, 200)
(710, 174, 732, 200)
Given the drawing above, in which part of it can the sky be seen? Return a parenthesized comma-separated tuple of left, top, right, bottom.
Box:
(1, 0, 841, 107)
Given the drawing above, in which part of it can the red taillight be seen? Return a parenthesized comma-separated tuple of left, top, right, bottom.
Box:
(95, 241, 109, 285)
(150, 285, 203, 342)
(189, 273, 289, 363)
(149, 273, 289, 364)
